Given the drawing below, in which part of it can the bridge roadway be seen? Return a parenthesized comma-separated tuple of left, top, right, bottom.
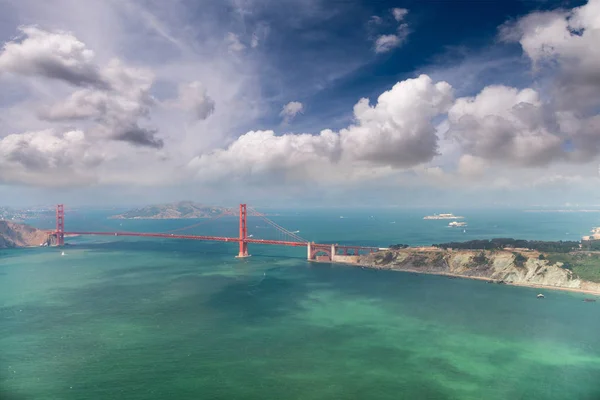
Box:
(51, 205, 382, 260)
(60, 231, 381, 260)
(64, 231, 308, 247)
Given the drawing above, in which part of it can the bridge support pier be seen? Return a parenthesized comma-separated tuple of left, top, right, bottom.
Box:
(307, 242, 312, 260)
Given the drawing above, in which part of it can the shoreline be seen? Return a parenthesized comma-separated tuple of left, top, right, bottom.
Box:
(337, 262, 600, 296)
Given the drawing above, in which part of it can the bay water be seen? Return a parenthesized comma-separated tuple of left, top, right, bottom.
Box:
(1, 208, 600, 399)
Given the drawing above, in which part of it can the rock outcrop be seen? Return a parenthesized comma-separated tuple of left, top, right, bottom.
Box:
(0, 221, 49, 248)
(359, 248, 600, 293)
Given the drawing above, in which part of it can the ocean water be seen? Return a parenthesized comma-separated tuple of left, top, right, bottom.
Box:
(1, 208, 600, 399)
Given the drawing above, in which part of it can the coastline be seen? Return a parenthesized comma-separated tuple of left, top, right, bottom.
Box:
(349, 263, 600, 296)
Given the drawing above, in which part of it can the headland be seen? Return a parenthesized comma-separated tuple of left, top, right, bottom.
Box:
(0, 220, 50, 248)
(346, 241, 600, 295)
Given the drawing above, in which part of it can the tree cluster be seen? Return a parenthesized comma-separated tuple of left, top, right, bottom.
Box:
(432, 238, 580, 253)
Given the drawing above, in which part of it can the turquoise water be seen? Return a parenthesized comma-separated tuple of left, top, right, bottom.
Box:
(2, 209, 600, 399)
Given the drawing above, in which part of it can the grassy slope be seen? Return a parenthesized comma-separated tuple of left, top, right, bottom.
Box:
(546, 253, 600, 283)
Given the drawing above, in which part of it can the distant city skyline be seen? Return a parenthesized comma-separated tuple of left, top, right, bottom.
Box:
(0, 0, 599, 207)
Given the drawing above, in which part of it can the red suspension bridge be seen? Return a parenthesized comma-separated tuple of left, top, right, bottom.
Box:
(49, 204, 383, 262)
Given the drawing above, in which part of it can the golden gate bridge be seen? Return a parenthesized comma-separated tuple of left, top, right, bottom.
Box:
(50, 204, 382, 262)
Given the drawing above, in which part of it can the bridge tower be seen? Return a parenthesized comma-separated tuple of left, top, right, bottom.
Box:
(237, 203, 249, 258)
(56, 204, 65, 246)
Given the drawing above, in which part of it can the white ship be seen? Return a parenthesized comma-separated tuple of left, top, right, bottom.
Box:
(423, 213, 464, 220)
(448, 221, 467, 227)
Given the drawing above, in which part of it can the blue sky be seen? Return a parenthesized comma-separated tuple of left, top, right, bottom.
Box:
(0, 0, 599, 207)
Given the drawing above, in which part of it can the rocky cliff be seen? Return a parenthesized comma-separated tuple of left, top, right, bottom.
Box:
(359, 248, 600, 293)
(0, 221, 49, 248)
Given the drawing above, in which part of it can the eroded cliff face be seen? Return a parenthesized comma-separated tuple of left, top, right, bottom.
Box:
(0, 221, 49, 248)
(359, 248, 600, 293)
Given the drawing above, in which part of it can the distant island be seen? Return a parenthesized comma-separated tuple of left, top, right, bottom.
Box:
(0, 221, 49, 248)
(109, 201, 236, 219)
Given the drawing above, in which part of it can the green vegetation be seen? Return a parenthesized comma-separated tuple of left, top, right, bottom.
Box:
(433, 238, 580, 253)
(513, 253, 527, 268)
(389, 244, 409, 249)
(472, 252, 489, 266)
(112, 201, 234, 219)
(374, 251, 395, 265)
(582, 240, 600, 250)
(546, 253, 600, 282)
(538, 254, 545, 260)
(411, 253, 428, 267)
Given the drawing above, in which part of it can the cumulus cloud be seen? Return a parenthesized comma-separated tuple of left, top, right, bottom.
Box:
(280, 101, 304, 123)
(447, 85, 564, 166)
(189, 74, 453, 182)
(342, 75, 453, 166)
(189, 129, 341, 183)
(502, 0, 600, 111)
(0, 129, 103, 185)
(0, 26, 106, 88)
(29, 38, 163, 148)
(373, 8, 411, 53)
(171, 81, 215, 120)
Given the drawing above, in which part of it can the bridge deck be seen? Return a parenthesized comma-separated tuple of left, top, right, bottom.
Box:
(60, 231, 378, 251)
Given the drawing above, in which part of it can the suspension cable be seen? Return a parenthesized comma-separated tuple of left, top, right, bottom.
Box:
(247, 207, 308, 243)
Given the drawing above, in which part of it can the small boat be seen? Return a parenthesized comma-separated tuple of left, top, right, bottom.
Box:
(61, 251, 65, 256)
(583, 298, 597, 303)
(537, 293, 545, 299)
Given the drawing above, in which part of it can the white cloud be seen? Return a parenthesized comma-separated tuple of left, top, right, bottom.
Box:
(189, 129, 341, 184)
(280, 101, 304, 122)
(0, 129, 103, 186)
(447, 85, 564, 166)
(0, 1, 262, 189)
(190, 74, 453, 183)
(392, 8, 409, 22)
(342, 75, 453, 166)
(37, 55, 162, 148)
(373, 8, 411, 53)
(2, 0, 600, 205)
(502, 0, 600, 112)
(374, 35, 402, 54)
(0, 26, 106, 88)
(171, 81, 215, 121)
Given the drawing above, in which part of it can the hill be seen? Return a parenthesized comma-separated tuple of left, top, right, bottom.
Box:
(0, 221, 49, 248)
(109, 201, 236, 219)
(359, 247, 600, 293)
